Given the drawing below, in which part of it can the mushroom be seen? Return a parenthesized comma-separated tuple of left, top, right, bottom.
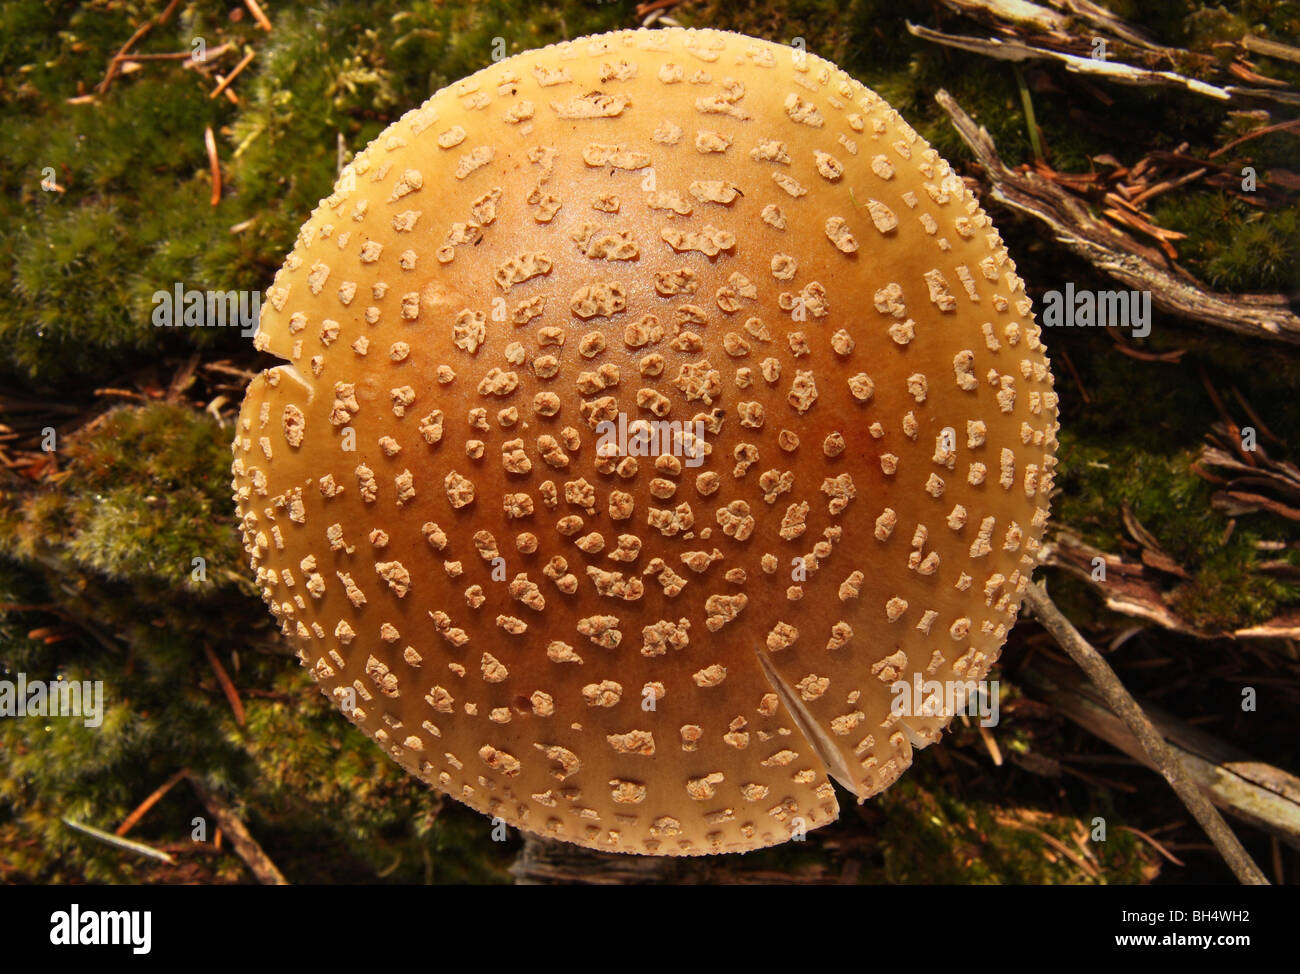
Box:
(231, 26, 1058, 856)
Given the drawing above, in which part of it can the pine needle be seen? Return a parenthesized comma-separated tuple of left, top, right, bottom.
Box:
(115, 768, 189, 837)
(63, 818, 175, 864)
(204, 126, 222, 208)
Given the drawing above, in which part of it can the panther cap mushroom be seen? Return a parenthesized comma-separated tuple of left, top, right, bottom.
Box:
(231, 26, 1058, 856)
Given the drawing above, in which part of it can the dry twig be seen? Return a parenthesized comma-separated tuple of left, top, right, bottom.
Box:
(1193, 422, 1300, 522)
(96, 0, 183, 94)
(209, 49, 255, 100)
(203, 643, 245, 725)
(1020, 581, 1269, 884)
(184, 773, 288, 884)
(935, 89, 1300, 344)
(63, 818, 175, 864)
(244, 0, 273, 32)
(1041, 529, 1300, 639)
(919, 2, 1300, 105)
(115, 768, 190, 837)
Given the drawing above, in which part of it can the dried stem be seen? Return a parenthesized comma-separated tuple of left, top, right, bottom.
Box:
(185, 773, 288, 885)
(1020, 581, 1269, 884)
(209, 49, 255, 100)
(203, 643, 245, 725)
(204, 125, 221, 207)
(96, 0, 183, 94)
(244, 0, 273, 32)
(115, 768, 189, 837)
(934, 89, 1300, 344)
(63, 818, 175, 864)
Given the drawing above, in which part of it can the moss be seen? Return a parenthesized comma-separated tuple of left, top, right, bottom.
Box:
(1, 64, 231, 380)
(1053, 434, 1299, 631)
(0, 0, 633, 384)
(1150, 190, 1300, 292)
(2, 403, 243, 591)
(233, 669, 515, 883)
(875, 775, 1151, 884)
(1170, 558, 1297, 631)
(0, 653, 513, 882)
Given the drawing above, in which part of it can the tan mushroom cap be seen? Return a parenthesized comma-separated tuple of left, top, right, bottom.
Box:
(231, 26, 1058, 855)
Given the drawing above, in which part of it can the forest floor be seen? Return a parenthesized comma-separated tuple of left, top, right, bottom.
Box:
(1, 0, 1298, 884)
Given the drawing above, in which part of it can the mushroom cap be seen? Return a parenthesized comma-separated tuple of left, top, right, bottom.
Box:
(231, 26, 1058, 855)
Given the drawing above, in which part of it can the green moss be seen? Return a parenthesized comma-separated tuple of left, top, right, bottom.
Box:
(2, 403, 243, 592)
(875, 774, 1151, 884)
(0, 651, 513, 882)
(0, 0, 633, 384)
(1170, 556, 1297, 631)
(1053, 434, 1299, 631)
(1151, 190, 1300, 292)
(1056, 439, 1216, 558)
(232, 669, 515, 883)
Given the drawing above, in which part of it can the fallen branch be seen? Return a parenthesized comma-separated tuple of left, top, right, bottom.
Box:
(919, 4, 1300, 106)
(1194, 422, 1300, 522)
(942, 0, 1169, 53)
(1047, 0, 1168, 52)
(1041, 530, 1300, 640)
(1022, 657, 1300, 851)
(934, 89, 1300, 344)
(912, 22, 1264, 102)
(1241, 33, 1300, 65)
(1020, 581, 1269, 884)
(184, 773, 288, 885)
